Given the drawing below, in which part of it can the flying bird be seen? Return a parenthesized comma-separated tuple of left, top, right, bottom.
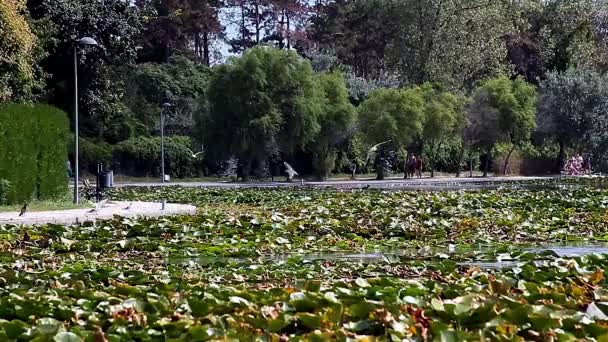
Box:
(123, 202, 132, 210)
(366, 140, 392, 164)
(19, 202, 27, 217)
(284, 162, 298, 181)
(186, 146, 205, 159)
(88, 199, 108, 213)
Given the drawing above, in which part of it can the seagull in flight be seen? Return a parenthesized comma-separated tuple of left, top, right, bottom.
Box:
(284, 162, 298, 181)
(366, 140, 392, 163)
(88, 199, 108, 213)
(186, 146, 205, 159)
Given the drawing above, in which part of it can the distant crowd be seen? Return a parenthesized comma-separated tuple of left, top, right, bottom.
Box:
(563, 153, 592, 176)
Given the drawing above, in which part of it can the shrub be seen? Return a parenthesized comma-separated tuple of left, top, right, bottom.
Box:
(36, 105, 70, 199)
(70, 137, 114, 174)
(0, 103, 69, 203)
(113, 136, 204, 178)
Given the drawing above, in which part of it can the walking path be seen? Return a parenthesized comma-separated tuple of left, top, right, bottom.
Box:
(117, 175, 557, 190)
(0, 201, 197, 226)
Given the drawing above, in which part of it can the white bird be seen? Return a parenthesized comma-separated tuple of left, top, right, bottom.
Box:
(366, 140, 392, 163)
(448, 243, 456, 253)
(186, 146, 205, 159)
(124, 202, 132, 210)
(284, 162, 298, 181)
(88, 199, 108, 213)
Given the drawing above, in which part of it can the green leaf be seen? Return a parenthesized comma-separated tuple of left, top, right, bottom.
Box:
(53, 332, 83, 342)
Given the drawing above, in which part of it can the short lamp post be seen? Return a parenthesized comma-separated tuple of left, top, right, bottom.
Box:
(73, 37, 98, 204)
(160, 103, 173, 183)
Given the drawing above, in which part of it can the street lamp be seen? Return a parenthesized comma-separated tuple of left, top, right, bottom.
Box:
(160, 102, 173, 183)
(73, 37, 98, 204)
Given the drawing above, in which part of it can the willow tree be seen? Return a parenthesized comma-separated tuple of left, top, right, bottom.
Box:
(0, 0, 38, 101)
(358, 88, 424, 180)
(418, 84, 466, 177)
(205, 47, 323, 179)
(310, 71, 355, 180)
(467, 76, 537, 176)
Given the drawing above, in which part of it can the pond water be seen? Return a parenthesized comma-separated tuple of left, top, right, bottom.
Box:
(166, 244, 608, 269)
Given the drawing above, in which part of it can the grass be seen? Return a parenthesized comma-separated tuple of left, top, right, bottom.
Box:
(0, 191, 89, 213)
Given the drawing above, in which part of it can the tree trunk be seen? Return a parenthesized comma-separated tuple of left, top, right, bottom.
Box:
(469, 156, 473, 177)
(203, 29, 210, 66)
(375, 149, 385, 180)
(557, 140, 565, 173)
(286, 10, 291, 49)
(240, 3, 247, 44)
(483, 151, 490, 177)
(376, 163, 385, 180)
(254, 1, 261, 43)
(503, 145, 515, 176)
(456, 143, 465, 178)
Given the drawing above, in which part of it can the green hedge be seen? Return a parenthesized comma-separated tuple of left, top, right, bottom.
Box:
(0, 179, 10, 205)
(0, 103, 69, 203)
(113, 136, 203, 178)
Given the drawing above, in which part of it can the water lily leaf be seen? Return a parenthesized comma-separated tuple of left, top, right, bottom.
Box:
(297, 313, 323, 329)
(587, 303, 608, 320)
(229, 296, 252, 307)
(267, 318, 289, 333)
(3, 320, 28, 339)
(36, 318, 61, 335)
(349, 302, 374, 319)
(53, 332, 83, 342)
(355, 278, 371, 288)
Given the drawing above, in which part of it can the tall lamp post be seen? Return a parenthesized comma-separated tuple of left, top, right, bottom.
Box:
(73, 37, 98, 204)
(160, 103, 173, 183)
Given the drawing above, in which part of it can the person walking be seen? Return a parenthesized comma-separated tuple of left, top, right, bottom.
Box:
(407, 154, 416, 179)
(415, 156, 423, 178)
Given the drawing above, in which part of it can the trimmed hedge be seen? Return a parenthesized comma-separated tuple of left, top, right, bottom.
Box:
(113, 136, 203, 178)
(0, 103, 69, 203)
(0, 179, 10, 205)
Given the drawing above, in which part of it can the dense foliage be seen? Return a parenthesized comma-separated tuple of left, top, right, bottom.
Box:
(0, 104, 69, 203)
(2, 185, 608, 339)
(113, 136, 204, 178)
(4, 0, 608, 180)
(0, 0, 39, 102)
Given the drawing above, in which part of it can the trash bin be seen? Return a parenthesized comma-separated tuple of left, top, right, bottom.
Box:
(101, 170, 114, 188)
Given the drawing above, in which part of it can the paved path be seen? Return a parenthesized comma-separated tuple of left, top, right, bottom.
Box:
(117, 175, 557, 190)
(0, 201, 197, 226)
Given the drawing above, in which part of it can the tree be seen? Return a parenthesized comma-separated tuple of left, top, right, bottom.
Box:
(227, 0, 274, 53)
(537, 68, 607, 170)
(121, 56, 211, 140)
(309, 0, 512, 91)
(265, 0, 309, 50)
(310, 71, 355, 180)
(358, 88, 424, 180)
(506, 0, 608, 83)
(0, 0, 40, 101)
(204, 47, 323, 179)
(467, 76, 537, 176)
(136, 0, 224, 65)
(418, 84, 466, 177)
(309, 0, 399, 79)
(30, 0, 142, 141)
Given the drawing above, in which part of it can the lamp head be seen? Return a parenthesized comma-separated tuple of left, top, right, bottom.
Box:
(77, 37, 98, 46)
